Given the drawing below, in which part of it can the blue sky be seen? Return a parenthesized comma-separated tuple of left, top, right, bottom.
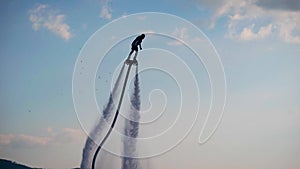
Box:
(0, 0, 300, 168)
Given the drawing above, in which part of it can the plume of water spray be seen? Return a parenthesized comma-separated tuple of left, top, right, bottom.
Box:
(122, 66, 141, 169)
(81, 64, 125, 169)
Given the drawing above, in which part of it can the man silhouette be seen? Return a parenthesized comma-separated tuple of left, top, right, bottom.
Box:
(126, 34, 145, 64)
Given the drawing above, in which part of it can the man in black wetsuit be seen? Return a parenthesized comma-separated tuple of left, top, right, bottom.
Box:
(126, 34, 145, 64)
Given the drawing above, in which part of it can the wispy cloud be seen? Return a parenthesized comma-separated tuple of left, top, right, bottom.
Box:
(29, 4, 72, 40)
(207, 0, 300, 43)
(0, 134, 50, 148)
(167, 27, 204, 46)
(100, 5, 112, 19)
(99, 0, 113, 20)
(239, 24, 273, 40)
(52, 128, 84, 145)
(0, 128, 85, 148)
(167, 27, 189, 46)
(0, 134, 15, 145)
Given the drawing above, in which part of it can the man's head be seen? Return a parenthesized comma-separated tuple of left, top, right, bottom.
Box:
(140, 34, 145, 39)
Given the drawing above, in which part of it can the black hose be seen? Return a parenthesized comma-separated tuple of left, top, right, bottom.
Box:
(92, 62, 133, 169)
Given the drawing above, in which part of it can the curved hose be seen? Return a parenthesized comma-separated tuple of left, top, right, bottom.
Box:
(92, 62, 134, 169)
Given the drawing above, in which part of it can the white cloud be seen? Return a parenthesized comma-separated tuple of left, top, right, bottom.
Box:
(16, 134, 50, 147)
(52, 128, 85, 145)
(275, 11, 300, 43)
(29, 4, 72, 40)
(209, 0, 300, 43)
(0, 134, 14, 145)
(174, 27, 189, 40)
(0, 128, 85, 148)
(0, 134, 50, 148)
(240, 24, 273, 40)
(100, 5, 112, 19)
(167, 27, 205, 46)
(167, 27, 188, 46)
(99, 0, 113, 20)
(29, 4, 48, 30)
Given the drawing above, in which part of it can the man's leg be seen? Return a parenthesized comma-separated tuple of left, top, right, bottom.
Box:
(132, 51, 138, 65)
(127, 50, 134, 60)
(133, 51, 138, 60)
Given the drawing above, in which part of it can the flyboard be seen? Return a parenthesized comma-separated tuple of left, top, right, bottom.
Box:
(92, 52, 139, 169)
